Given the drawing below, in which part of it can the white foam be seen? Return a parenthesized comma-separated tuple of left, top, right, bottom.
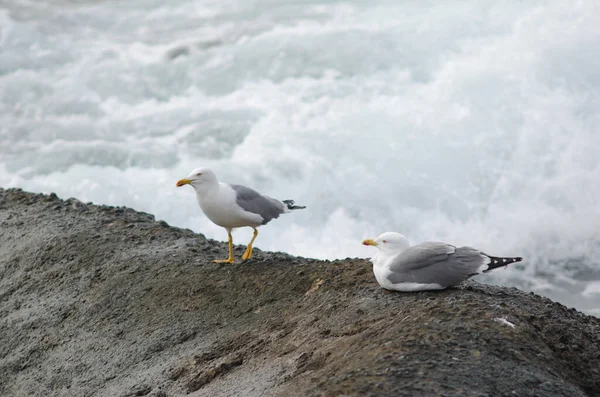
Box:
(1, 0, 599, 315)
(583, 282, 600, 297)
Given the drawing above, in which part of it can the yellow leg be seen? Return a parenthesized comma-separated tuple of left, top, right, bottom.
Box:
(242, 228, 259, 261)
(214, 230, 234, 264)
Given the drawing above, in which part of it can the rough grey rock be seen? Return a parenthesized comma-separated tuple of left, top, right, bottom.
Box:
(0, 188, 599, 397)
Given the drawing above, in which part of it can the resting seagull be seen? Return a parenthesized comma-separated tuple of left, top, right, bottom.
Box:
(176, 167, 305, 263)
(362, 232, 522, 292)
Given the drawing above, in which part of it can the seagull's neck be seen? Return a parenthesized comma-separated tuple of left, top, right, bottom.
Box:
(371, 251, 398, 268)
(192, 182, 220, 200)
(371, 246, 408, 268)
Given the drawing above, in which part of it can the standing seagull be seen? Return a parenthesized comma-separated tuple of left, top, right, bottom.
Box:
(362, 232, 522, 292)
(176, 167, 305, 263)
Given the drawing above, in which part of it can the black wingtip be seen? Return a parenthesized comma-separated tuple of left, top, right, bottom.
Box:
(283, 199, 306, 210)
(483, 255, 523, 273)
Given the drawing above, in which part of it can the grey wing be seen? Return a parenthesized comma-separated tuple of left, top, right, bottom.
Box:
(388, 242, 488, 287)
(389, 242, 456, 272)
(231, 184, 286, 225)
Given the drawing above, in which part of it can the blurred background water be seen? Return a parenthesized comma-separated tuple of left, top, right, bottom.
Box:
(1, 0, 599, 315)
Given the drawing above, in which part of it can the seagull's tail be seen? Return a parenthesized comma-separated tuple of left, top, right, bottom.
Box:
(482, 255, 523, 273)
(282, 200, 306, 211)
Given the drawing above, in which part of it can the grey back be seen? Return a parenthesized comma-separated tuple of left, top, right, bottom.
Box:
(390, 242, 455, 271)
(387, 243, 487, 287)
(231, 184, 285, 225)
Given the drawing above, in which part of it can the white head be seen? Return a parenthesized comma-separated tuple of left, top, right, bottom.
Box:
(176, 167, 219, 191)
(362, 232, 411, 255)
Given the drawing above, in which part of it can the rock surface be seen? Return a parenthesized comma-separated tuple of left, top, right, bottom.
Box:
(0, 187, 599, 397)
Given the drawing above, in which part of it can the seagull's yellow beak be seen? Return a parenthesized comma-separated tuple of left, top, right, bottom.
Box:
(176, 178, 191, 187)
(362, 239, 378, 247)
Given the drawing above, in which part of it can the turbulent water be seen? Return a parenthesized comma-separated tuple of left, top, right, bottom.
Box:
(1, 0, 599, 315)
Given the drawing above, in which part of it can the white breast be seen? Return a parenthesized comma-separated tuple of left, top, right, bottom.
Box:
(370, 253, 445, 292)
(196, 184, 263, 228)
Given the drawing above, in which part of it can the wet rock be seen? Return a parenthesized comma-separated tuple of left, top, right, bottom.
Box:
(0, 188, 599, 397)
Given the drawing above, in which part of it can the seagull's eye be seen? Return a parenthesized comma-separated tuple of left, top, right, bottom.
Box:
(196, 172, 202, 176)
(382, 240, 387, 243)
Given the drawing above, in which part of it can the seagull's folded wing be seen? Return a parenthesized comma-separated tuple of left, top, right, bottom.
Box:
(231, 184, 286, 225)
(389, 242, 456, 272)
(387, 242, 487, 287)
